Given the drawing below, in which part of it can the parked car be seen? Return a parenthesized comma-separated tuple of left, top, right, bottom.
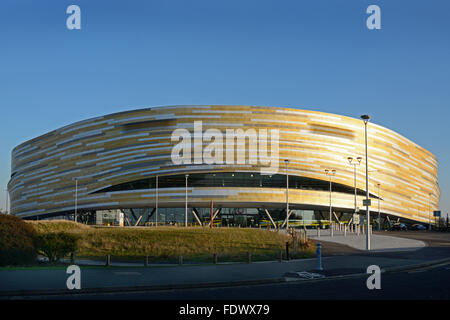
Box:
(410, 223, 427, 230)
(391, 223, 407, 231)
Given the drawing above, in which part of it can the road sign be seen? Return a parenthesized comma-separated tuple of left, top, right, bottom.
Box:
(363, 199, 371, 206)
(433, 211, 441, 217)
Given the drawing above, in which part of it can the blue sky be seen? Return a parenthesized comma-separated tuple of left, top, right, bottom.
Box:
(0, 0, 449, 217)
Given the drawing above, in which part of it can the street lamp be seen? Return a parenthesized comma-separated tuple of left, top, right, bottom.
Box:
(4, 188, 9, 214)
(74, 178, 78, 223)
(185, 174, 189, 227)
(377, 183, 381, 231)
(347, 156, 362, 214)
(361, 114, 371, 251)
(285, 159, 289, 230)
(428, 193, 432, 231)
(325, 169, 336, 230)
(155, 175, 158, 227)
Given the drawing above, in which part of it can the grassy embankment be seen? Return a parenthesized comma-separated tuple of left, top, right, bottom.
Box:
(28, 220, 315, 263)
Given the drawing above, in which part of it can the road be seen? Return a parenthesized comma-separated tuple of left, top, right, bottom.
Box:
(4, 230, 450, 301)
(29, 261, 448, 300)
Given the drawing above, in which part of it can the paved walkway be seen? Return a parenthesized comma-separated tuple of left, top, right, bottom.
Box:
(307, 229, 426, 252)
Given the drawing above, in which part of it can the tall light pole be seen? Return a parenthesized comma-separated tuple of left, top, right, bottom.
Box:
(74, 178, 78, 223)
(185, 174, 189, 227)
(361, 114, 371, 251)
(347, 157, 362, 215)
(4, 188, 9, 214)
(325, 169, 336, 229)
(428, 193, 432, 231)
(285, 159, 289, 230)
(377, 183, 381, 231)
(155, 175, 158, 227)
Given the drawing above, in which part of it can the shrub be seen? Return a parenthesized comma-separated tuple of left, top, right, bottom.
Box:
(36, 232, 79, 263)
(0, 214, 38, 266)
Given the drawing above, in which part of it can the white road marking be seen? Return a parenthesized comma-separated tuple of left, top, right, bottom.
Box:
(113, 272, 142, 276)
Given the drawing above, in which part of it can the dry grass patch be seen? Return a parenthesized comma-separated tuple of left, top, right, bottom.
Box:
(27, 221, 315, 262)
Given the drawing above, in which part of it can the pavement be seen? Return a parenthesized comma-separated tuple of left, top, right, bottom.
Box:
(0, 230, 449, 298)
(307, 228, 426, 251)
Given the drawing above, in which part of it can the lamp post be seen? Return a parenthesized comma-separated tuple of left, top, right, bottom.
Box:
(377, 183, 381, 231)
(324, 169, 336, 230)
(285, 159, 289, 230)
(4, 188, 8, 214)
(361, 114, 371, 251)
(185, 174, 189, 227)
(155, 175, 158, 227)
(347, 157, 362, 214)
(74, 178, 78, 223)
(428, 193, 432, 231)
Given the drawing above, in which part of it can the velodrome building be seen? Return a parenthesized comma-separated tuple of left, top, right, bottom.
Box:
(8, 105, 440, 227)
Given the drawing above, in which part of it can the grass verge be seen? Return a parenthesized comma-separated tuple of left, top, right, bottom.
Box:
(27, 220, 315, 263)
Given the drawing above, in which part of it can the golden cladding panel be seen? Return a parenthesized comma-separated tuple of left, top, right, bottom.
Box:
(8, 105, 439, 223)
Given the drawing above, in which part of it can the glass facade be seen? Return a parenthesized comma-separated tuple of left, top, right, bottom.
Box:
(94, 172, 376, 198)
(119, 206, 329, 228)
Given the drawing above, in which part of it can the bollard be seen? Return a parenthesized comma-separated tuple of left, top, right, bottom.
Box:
(178, 255, 183, 265)
(144, 255, 149, 267)
(317, 227, 320, 237)
(331, 224, 334, 237)
(357, 225, 360, 235)
(278, 250, 283, 262)
(213, 253, 218, 264)
(344, 225, 347, 237)
(106, 254, 110, 267)
(316, 243, 323, 271)
(70, 252, 75, 264)
(247, 251, 251, 264)
(285, 242, 290, 261)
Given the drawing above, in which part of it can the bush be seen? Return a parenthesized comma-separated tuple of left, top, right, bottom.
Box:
(36, 232, 79, 263)
(0, 214, 38, 266)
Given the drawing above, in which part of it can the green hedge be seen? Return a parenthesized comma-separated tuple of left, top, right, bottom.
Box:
(0, 214, 38, 266)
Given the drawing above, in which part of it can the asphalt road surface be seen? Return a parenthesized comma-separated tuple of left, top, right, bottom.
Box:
(14, 259, 448, 300)
(8, 231, 450, 301)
